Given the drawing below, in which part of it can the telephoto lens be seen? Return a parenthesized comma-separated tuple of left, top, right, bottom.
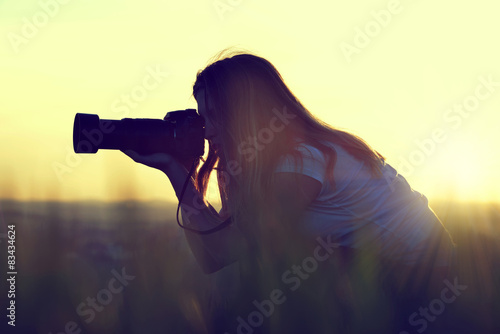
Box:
(73, 109, 205, 158)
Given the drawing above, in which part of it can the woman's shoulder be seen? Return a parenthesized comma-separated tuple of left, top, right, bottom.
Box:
(292, 138, 377, 185)
(293, 140, 328, 160)
(275, 138, 330, 183)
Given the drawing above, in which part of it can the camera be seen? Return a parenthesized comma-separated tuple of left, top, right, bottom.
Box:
(73, 109, 205, 158)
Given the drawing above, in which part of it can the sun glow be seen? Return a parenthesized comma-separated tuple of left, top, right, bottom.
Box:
(425, 135, 495, 202)
(0, 0, 498, 203)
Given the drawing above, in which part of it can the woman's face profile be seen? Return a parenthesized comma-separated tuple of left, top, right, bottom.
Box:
(195, 89, 221, 149)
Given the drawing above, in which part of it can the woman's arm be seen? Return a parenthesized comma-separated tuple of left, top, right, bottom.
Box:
(164, 160, 247, 273)
(121, 150, 247, 274)
(264, 172, 322, 259)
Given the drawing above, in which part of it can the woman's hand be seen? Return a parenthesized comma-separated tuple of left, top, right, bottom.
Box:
(121, 150, 177, 172)
(121, 150, 197, 173)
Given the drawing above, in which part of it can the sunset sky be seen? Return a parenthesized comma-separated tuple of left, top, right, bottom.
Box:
(1, 0, 499, 204)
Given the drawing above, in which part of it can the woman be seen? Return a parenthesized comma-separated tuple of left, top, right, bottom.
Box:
(123, 50, 456, 333)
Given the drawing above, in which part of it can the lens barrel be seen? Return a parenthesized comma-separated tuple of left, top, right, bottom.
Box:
(73, 109, 204, 158)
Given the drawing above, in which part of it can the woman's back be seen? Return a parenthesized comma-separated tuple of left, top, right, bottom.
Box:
(274, 139, 455, 267)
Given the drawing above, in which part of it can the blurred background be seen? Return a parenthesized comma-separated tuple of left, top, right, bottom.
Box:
(0, 0, 499, 333)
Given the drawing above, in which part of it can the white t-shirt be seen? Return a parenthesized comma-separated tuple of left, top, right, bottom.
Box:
(274, 141, 453, 266)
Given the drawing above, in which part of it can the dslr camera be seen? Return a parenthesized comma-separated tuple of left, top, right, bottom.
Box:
(73, 109, 205, 158)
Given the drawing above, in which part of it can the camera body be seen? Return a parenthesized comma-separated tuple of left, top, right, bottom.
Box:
(73, 109, 205, 158)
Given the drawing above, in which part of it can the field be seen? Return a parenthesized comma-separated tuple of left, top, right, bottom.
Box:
(0, 200, 499, 334)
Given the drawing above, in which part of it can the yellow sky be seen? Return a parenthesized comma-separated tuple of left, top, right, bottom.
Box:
(0, 0, 499, 203)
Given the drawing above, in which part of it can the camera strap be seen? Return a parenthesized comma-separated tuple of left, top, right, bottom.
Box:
(175, 158, 233, 235)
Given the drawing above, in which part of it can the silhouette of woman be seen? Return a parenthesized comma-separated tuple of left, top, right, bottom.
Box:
(123, 50, 457, 333)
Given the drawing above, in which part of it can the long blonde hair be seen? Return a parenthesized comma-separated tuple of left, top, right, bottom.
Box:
(192, 50, 385, 236)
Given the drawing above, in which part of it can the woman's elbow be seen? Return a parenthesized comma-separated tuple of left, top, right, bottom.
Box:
(198, 249, 243, 274)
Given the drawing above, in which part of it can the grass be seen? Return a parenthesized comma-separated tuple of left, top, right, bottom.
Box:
(0, 199, 498, 333)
